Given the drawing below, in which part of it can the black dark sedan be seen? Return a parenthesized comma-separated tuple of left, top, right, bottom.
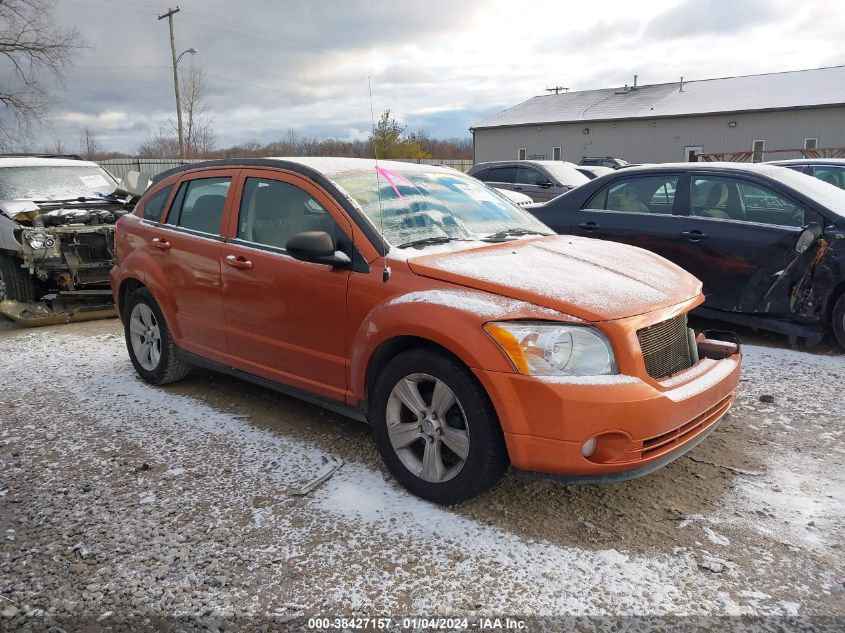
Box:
(527, 163, 845, 348)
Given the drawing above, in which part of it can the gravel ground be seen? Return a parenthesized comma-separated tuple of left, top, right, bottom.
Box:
(0, 317, 843, 632)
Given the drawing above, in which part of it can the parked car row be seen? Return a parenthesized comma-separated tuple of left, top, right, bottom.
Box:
(468, 158, 845, 349)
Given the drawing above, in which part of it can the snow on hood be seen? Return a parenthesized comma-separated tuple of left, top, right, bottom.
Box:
(405, 235, 702, 321)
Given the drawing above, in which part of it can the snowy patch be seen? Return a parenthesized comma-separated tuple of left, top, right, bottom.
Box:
(385, 288, 573, 320)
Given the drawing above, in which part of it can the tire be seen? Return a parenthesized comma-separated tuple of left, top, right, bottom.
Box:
(0, 252, 37, 302)
(123, 287, 190, 385)
(833, 294, 845, 351)
(371, 348, 509, 505)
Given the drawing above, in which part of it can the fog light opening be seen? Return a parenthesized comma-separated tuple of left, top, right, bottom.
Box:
(581, 437, 597, 458)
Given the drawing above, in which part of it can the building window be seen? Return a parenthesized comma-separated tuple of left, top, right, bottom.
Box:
(517, 148, 526, 160)
(804, 138, 819, 150)
(751, 140, 765, 163)
(553, 147, 562, 161)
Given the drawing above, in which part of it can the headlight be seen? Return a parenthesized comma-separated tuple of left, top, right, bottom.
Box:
(484, 321, 616, 376)
(24, 232, 54, 249)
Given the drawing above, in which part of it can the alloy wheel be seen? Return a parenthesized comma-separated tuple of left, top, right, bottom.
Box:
(129, 303, 162, 371)
(386, 373, 470, 483)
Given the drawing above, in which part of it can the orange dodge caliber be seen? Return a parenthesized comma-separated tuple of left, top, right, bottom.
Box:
(111, 158, 741, 504)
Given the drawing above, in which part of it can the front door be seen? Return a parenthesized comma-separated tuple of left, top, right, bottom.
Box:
(514, 165, 556, 202)
(669, 173, 816, 314)
(220, 169, 353, 402)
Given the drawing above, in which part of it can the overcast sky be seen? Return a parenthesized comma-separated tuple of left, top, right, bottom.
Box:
(33, 0, 845, 153)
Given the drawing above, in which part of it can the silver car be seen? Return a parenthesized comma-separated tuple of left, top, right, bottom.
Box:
(468, 160, 590, 202)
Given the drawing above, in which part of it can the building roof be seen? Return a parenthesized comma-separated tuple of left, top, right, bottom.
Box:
(472, 66, 845, 130)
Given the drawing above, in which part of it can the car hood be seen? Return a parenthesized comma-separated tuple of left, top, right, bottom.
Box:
(405, 235, 702, 322)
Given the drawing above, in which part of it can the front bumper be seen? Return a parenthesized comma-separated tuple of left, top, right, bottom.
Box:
(473, 344, 741, 479)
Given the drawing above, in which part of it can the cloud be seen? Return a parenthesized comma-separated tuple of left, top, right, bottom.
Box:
(644, 0, 782, 40)
(20, 0, 844, 154)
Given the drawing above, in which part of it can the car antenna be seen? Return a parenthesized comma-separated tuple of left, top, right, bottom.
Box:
(369, 77, 391, 283)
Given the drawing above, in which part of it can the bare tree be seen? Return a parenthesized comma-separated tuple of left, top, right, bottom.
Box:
(42, 136, 65, 154)
(137, 124, 180, 158)
(177, 63, 215, 158)
(0, 0, 84, 148)
(79, 126, 101, 159)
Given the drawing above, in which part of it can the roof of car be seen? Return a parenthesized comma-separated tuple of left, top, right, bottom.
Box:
(470, 160, 579, 169)
(767, 158, 845, 165)
(473, 65, 845, 129)
(151, 156, 456, 184)
(0, 156, 97, 168)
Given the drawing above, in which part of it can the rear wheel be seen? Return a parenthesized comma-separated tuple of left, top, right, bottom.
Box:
(371, 348, 508, 504)
(833, 294, 845, 350)
(0, 253, 37, 302)
(124, 287, 190, 384)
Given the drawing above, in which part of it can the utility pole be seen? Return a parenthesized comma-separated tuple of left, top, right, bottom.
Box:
(159, 7, 184, 161)
(545, 86, 568, 95)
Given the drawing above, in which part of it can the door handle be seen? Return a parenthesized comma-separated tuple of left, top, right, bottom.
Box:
(224, 254, 253, 270)
(513, 186, 524, 190)
(151, 238, 171, 250)
(578, 221, 601, 231)
(681, 230, 708, 242)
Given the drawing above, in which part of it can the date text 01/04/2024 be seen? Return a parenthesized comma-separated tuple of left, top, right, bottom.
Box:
(307, 617, 528, 630)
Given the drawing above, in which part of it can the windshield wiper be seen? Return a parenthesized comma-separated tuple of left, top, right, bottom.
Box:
(32, 195, 120, 204)
(397, 236, 463, 249)
(481, 227, 550, 242)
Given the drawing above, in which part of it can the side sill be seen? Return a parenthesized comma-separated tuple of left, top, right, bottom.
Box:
(175, 348, 369, 424)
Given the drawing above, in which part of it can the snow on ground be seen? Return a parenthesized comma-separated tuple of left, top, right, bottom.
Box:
(1, 324, 844, 628)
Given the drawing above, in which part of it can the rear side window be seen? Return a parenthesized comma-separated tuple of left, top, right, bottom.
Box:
(140, 185, 173, 221)
(812, 166, 845, 190)
(165, 177, 231, 234)
(585, 176, 679, 214)
(237, 178, 339, 250)
(485, 166, 516, 183)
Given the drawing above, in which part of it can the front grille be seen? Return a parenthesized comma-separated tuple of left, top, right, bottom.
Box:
(637, 314, 694, 379)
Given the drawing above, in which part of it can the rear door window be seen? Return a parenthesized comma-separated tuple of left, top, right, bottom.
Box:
(485, 166, 516, 184)
(141, 185, 173, 221)
(585, 175, 679, 214)
(165, 177, 231, 234)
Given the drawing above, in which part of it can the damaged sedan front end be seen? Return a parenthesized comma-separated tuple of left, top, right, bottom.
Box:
(0, 156, 142, 326)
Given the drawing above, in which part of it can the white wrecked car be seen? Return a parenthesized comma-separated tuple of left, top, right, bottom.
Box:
(0, 155, 144, 325)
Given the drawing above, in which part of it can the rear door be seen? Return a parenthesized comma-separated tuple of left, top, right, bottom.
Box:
(668, 172, 819, 313)
(151, 170, 235, 363)
(479, 164, 517, 195)
(219, 169, 354, 402)
(567, 173, 689, 259)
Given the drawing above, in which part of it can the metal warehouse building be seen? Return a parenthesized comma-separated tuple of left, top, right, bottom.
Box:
(471, 66, 845, 165)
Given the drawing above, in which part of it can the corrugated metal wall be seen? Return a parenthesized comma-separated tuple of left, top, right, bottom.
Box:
(473, 106, 845, 164)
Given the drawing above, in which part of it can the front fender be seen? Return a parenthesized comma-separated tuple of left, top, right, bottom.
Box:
(348, 286, 581, 403)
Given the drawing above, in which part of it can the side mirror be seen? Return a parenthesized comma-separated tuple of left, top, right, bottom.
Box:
(285, 231, 351, 267)
(795, 222, 822, 254)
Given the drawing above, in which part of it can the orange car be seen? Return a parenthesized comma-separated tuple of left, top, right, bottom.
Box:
(110, 158, 741, 504)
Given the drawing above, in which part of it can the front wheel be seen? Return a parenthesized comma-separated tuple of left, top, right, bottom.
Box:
(371, 348, 508, 504)
(0, 252, 37, 302)
(124, 287, 190, 385)
(833, 294, 845, 351)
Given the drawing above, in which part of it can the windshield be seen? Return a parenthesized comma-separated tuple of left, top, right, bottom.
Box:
(759, 165, 845, 221)
(325, 164, 552, 247)
(0, 165, 119, 200)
